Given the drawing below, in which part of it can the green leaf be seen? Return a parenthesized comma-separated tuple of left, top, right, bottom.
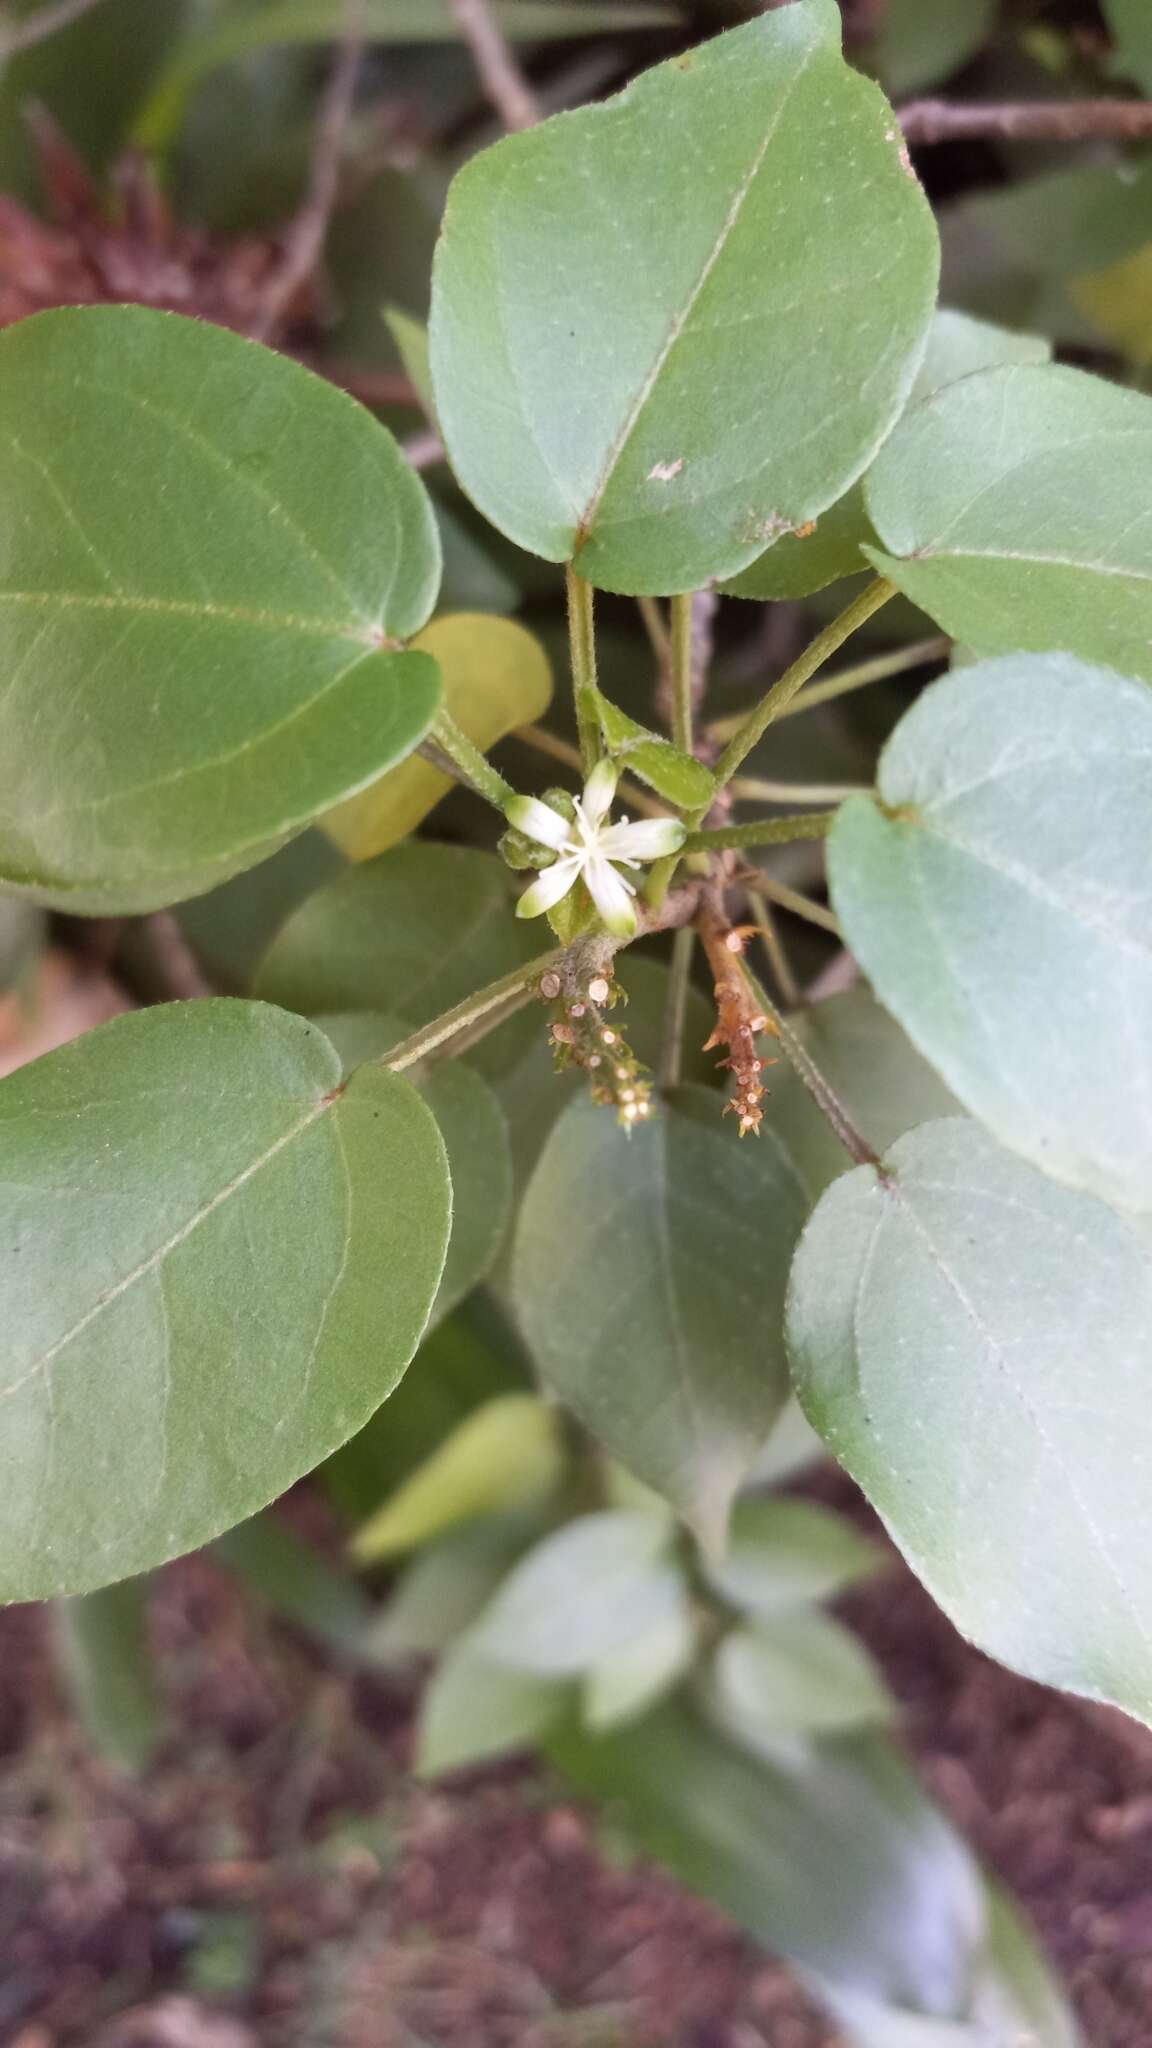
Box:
(255, 844, 536, 1060)
(584, 1603, 696, 1731)
(550, 1704, 985, 2019)
(55, 1579, 163, 1773)
(430, 4, 938, 595)
(0, 1001, 451, 1601)
(513, 1087, 808, 1546)
(471, 1510, 685, 1676)
(866, 0, 995, 98)
(712, 1613, 893, 1745)
(175, 832, 347, 997)
(593, 690, 715, 810)
(1105, 0, 1152, 91)
(435, 500, 522, 618)
(723, 310, 1048, 603)
(766, 986, 962, 1203)
(324, 615, 552, 860)
(367, 1518, 535, 1660)
(136, 0, 679, 149)
(418, 1639, 569, 1776)
(705, 1497, 884, 1620)
(351, 1395, 564, 1563)
(865, 364, 1152, 684)
(829, 655, 1152, 1215)
(384, 307, 437, 423)
(313, 1013, 514, 1324)
(321, 1300, 527, 1524)
(788, 1119, 1152, 1724)
(910, 309, 1052, 400)
(0, 308, 442, 913)
(1073, 243, 1152, 371)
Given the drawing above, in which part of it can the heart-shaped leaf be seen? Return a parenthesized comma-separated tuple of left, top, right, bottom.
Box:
(430, 2, 938, 594)
(829, 655, 1152, 1215)
(0, 1001, 451, 1601)
(788, 1119, 1152, 1724)
(865, 363, 1152, 682)
(324, 616, 552, 860)
(0, 307, 442, 912)
(513, 1087, 808, 1546)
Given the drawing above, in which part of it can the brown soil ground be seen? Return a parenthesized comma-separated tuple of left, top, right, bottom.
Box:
(2, 1490, 1151, 2048)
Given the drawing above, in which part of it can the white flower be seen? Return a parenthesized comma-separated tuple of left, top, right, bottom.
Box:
(506, 760, 685, 939)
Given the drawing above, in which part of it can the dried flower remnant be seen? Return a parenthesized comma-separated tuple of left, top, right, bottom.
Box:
(540, 967, 653, 1128)
(697, 907, 779, 1136)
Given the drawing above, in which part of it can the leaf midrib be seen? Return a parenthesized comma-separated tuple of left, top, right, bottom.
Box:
(0, 589, 381, 644)
(1, 1089, 341, 1406)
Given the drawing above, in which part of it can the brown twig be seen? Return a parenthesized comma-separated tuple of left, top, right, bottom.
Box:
(900, 97, 1152, 145)
(695, 883, 780, 1137)
(449, 0, 541, 131)
(141, 913, 214, 1002)
(0, 0, 106, 58)
(253, 0, 367, 342)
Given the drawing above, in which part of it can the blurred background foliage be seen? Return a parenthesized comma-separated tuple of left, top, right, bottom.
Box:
(1, 3, 1151, 2044)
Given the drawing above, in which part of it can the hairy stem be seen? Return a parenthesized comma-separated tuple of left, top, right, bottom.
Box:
(669, 593, 696, 755)
(730, 776, 868, 804)
(684, 811, 836, 855)
(742, 969, 879, 1168)
(711, 577, 897, 792)
(637, 594, 671, 667)
(753, 875, 841, 936)
(707, 635, 949, 739)
(384, 952, 562, 1073)
(566, 565, 602, 776)
(426, 708, 514, 811)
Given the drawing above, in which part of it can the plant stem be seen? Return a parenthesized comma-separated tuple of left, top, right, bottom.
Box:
(427, 708, 514, 811)
(659, 927, 696, 1093)
(730, 776, 868, 804)
(253, 0, 366, 342)
(0, 0, 106, 58)
(566, 565, 602, 776)
(747, 887, 799, 1009)
(684, 811, 836, 855)
(669, 593, 695, 755)
(711, 577, 897, 792)
(743, 967, 879, 1169)
(753, 875, 841, 936)
(515, 724, 670, 819)
(637, 595, 671, 667)
(899, 97, 1152, 145)
(707, 635, 949, 740)
(448, 0, 541, 130)
(384, 951, 562, 1074)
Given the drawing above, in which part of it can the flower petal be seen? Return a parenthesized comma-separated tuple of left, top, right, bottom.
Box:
(584, 853, 638, 938)
(516, 854, 583, 919)
(598, 816, 686, 862)
(582, 758, 619, 827)
(504, 794, 572, 853)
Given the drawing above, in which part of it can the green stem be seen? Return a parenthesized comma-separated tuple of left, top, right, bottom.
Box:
(711, 577, 897, 792)
(747, 887, 799, 1009)
(659, 926, 696, 1093)
(753, 875, 840, 935)
(637, 594, 671, 666)
(743, 967, 879, 1168)
(730, 776, 868, 805)
(384, 951, 562, 1073)
(428, 708, 514, 811)
(669, 592, 695, 755)
(516, 723, 670, 820)
(707, 633, 949, 740)
(567, 564, 602, 775)
(684, 811, 836, 855)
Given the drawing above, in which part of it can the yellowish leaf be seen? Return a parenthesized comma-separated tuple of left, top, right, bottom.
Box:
(1073, 243, 1152, 366)
(324, 615, 552, 860)
(350, 1394, 565, 1564)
